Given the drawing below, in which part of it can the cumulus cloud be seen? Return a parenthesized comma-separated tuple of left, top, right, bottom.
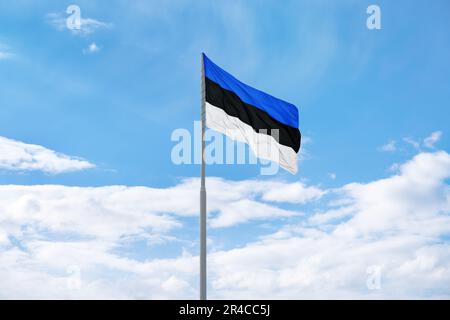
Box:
(0, 151, 450, 298)
(0, 185, 180, 243)
(210, 199, 298, 228)
(0, 136, 94, 173)
(260, 182, 325, 204)
(0, 177, 322, 298)
(196, 178, 325, 226)
(333, 151, 450, 238)
(0, 178, 324, 235)
(209, 151, 450, 298)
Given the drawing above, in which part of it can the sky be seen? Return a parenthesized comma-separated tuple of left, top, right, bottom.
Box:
(0, 0, 450, 299)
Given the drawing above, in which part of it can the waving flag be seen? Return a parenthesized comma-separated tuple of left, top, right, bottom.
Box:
(202, 53, 301, 174)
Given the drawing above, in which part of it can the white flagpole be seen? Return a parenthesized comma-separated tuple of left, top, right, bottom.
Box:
(200, 53, 207, 300)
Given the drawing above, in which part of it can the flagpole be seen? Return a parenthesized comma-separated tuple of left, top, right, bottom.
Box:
(200, 53, 207, 300)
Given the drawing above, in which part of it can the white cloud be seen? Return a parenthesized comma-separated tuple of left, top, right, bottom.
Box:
(424, 131, 442, 149)
(336, 151, 450, 237)
(0, 151, 450, 298)
(403, 137, 421, 150)
(45, 12, 112, 35)
(308, 206, 355, 225)
(328, 173, 337, 180)
(210, 199, 299, 228)
(0, 175, 325, 298)
(0, 185, 181, 242)
(209, 151, 450, 298)
(83, 42, 100, 54)
(401, 131, 443, 151)
(260, 182, 325, 204)
(378, 140, 396, 152)
(202, 179, 325, 226)
(0, 179, 323, 245)
(0, 136, 94, 173)
(131, 177, 325, 226)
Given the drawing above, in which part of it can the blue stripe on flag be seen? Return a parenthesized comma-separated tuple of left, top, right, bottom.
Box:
(203, 53, 299, 129)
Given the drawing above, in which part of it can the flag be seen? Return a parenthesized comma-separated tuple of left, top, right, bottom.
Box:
(202, 53, 301, 174)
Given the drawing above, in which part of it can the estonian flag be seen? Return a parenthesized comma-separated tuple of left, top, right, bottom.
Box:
(202, 53, 301, 174)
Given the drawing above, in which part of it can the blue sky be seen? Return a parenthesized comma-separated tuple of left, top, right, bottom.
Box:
(0, 1, 450, 299)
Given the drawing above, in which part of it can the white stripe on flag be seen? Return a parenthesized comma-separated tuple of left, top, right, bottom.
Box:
(205, 102, 298, 174)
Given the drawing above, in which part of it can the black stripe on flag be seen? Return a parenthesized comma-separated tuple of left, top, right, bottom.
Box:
(205, 77, 301, 153)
